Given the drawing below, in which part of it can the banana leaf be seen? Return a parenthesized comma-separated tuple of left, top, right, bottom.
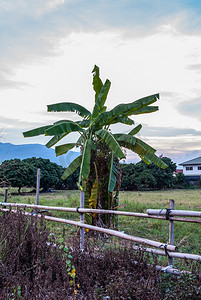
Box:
(136, 138, 156, 154)
(112, 94, 159, 117)
(92, 65, 103, 102)
(55, 143, 76, 157)
(114, 134, 147, 157)
(108, 152, 118, 192)
(96, 94, 159, 126)
(80, 139, 92, 180)
(23, 125, 52, 137)
(91, 79, 111, 120)
(116, 134, 158, 158)
(47, 102, 91, 118)
(61, 155, 82, 180)
(114, 134, 166, 168)
(132, 106, 158, 115)
(141, 152, 167, 169)
(109, 116, 134, 126)
(46, 133, 68, 148)
(88, 164, 99, 209)
(53, 119, 90, 128)
(128, 124, 142, 135)
(88, 178, 98, 208)
(77, 119, 90, 127)
(95, 129, 125, 160)
(45, 121, 85, 136)
(94, 116, 134, 131)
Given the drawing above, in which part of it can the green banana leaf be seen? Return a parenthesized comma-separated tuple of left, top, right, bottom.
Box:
(112, 94, 159, 117)
(47, 102, 91, 118)
(114, 134, 166, 168)
(114, 134, 147, 157)
(45, 121, 85, 136)
(132, 106, 158, 115)
(94, 116, 134, 131)
(128, 124, 142, 135)
(96, 94, 159, 126)
(77, 119, 90, 127)
(91, 79, 111, 120)
(140, 156, 152, 165)
(95, 129, 125, 160)
(115, 134, 157, 158)
(109, 116, 134, 126)
(136, 138, 156, 154)
(46, 133, 67, 148)
(23, 125, 52, 137)
(53, 119, 90, 128)
(141, 152, 167, 169)
(108, 152, 118, 193)
(61, 155, 82, 180)
(80, 139, 92, 180)
(92, 65, 103, 102)
(55, 143, 76, 157)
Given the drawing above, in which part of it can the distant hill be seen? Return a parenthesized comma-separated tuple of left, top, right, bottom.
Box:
(0, 142, 79, 167)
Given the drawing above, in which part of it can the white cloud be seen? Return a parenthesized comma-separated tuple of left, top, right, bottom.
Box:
(1, 1, 201, 166)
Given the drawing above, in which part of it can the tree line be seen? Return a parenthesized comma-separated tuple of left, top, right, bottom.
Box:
(0, 157, 79, 193)
(0, 156, 186, 193)
(121, 157, 186, 190)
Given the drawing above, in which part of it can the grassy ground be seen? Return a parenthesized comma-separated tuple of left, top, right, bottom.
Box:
(118, 190, 201, 270)
(0, 188, 200, 270)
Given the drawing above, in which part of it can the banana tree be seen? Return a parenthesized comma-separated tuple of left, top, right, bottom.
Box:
(23, 65, 167, 228)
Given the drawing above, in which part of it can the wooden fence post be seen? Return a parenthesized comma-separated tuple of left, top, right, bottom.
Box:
(168, 199, 175, 266)
(80, 191, 85, 251)
(4, 188, 8, 203)
(36, 168, 40, 208)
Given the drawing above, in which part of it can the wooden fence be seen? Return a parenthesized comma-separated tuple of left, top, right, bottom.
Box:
(1, 190, 201, 275)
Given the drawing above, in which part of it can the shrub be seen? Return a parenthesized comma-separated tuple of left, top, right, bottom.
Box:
(0, 211, 200, 299)
(0, 211, 75, 298)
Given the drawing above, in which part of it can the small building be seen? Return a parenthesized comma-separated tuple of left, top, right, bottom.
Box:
(179, 156, 201, 184)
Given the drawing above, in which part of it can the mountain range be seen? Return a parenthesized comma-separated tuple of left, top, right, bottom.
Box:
(0, 142, 79, 167)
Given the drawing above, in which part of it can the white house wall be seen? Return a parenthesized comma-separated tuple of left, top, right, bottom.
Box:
(183, 165, 201, 176)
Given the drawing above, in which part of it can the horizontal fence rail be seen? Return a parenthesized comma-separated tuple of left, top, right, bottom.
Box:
(147, 209, 201, 218)
(1, 202, 200, 223)
(132, 246, 201, 262)
(0, 194, 201, 275)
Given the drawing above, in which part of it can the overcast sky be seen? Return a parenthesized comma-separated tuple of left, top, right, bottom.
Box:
(1, 0, 201, 165)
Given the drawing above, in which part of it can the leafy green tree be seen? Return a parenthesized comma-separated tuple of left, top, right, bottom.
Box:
(134, 169, 157, 190)
(23, 157, 64, 191)
(121, 163, 136, 190)
(148, 157, 176, 189)
(23, 65, 166, 227)
(0, 159, 35, 193)
(121, 157, 176, 190)
(174, 172, 186, 188)
(0, 157, 79, 193)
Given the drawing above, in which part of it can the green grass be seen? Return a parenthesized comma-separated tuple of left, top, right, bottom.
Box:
(118, 190, 201, 269)
(0, 188, 200, 270)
